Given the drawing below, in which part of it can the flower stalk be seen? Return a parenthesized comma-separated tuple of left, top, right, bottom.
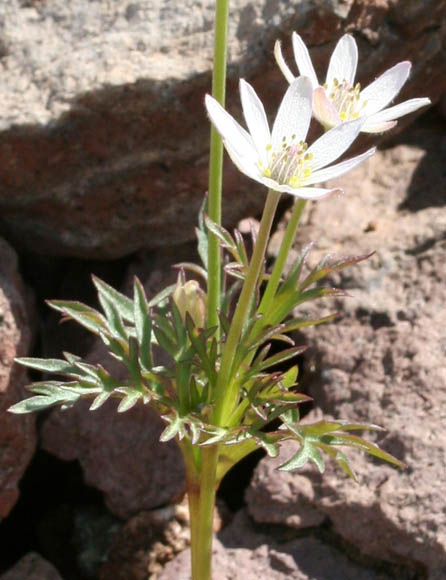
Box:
(207, 0, 230, 338)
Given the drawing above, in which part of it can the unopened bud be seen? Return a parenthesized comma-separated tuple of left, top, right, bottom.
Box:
(172, 280, 207, 328)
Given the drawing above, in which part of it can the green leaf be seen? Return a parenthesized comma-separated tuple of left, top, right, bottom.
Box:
(8, 381, 80, 414)
(148, 284, 176, 308)
(299, 252, 374, 292)
(15, 357, 77, 375)
(49, 300, 108, 336)
(89, 391, 112, 411)
(204, 215, 237, 253)
(279, 439, 325, 473)
(133, 277, 153, 371)
(257, 346, 307, 372)
(92, 275, 134, 322)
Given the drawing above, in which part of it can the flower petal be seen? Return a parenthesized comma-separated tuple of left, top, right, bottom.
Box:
(274, 40, 295, 84)
(361, 97, 431, 129)
(326, 34, 358, 88)
(304, 147, 375, 185)
(223, 139, 263, 182)
(359, 61, 411, 116)
(306, 118, 363, 171)
(360, 121, 398, 134)
(259, 174, 341, 198)
(271, 76, 313, 149)
(313, 87, 342, 128)
(291, 33, 319, 89)
(239, 79, 271, 166)
(205, 94, 256, 158)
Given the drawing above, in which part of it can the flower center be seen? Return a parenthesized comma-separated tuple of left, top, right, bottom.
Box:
(259, 136, 313, 188)
(325, 78, 365, 121)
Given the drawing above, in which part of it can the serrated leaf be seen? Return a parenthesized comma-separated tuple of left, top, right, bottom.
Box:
(299, 252, 374, 291)
(92, 275, 134, 321)
(279, 440, 325, 473)
(49, 300, 108, 335)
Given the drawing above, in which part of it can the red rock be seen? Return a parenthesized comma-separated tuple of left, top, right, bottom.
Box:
(0, 553, 62, 580)
(247, 114, 446, 578)
(0, 0, 442, 258)
(0, 237, 36, 519)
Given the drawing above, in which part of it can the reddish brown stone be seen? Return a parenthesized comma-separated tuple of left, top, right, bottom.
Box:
(0, 237, 35, 519)
(0, 0, 443, 258)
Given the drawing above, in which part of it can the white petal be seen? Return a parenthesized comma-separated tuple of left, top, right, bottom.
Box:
(304, 147, 375, 185)
(291, 33, 319, 89)
(205, 94, 256, 158)
(326, 34, 358, 87)
(239, 79, 271, 166)
(259, 174, 341, 198)
(224, 139, 262, 182)
(274, 40, 295, 84)
(271, 76, 313, 149)
(362, 97, 431, 128)
(313, 87, 342, 128)
(360, 121, 398, 134)
(306, 118, 363, 171)
(284, 186, 342, 199)
(359, 61, 411, 116)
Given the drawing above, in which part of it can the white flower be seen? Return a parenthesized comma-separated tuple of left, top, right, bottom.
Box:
(275, 33, 431, 133)
(205, 77, 375, 199)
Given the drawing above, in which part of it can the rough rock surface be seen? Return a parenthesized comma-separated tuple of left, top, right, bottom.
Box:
(0, 553, 62, 580)
(40, 248, 189, 519)
(0, 237, 35, 519)
(247, 113, 446, 578)
(0, 0, 443, 258)
(159, 510, 393, 580)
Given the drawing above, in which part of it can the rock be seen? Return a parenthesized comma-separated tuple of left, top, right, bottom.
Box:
(0, 0, 443, 258)
(248, 114, 446, 577)
(40, 250, 188, 519)
(99, 500, 190, 580)
(159, 510, 393, 579)
(0, 237, 35, 519)
(0, 552, 62, 580)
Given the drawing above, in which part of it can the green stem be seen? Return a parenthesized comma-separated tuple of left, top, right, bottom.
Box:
(187, 446, 219, 580)
(213, 189, 281, 426)
(257, 199, 307, 320)
(207, 0, 230, 338)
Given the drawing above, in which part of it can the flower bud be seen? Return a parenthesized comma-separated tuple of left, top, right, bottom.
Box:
(172, 280, 207, 328)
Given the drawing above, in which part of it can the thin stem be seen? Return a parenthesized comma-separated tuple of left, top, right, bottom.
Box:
(188, 446, 219, 580)
(213, 189, 281, 426)
(257, 199, 307, 319)
(207, 0, 230, 339)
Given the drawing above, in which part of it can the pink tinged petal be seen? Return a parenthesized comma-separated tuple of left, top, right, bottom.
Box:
(362, 97, 431, 129)
(359, 61, 411, 116)
(205, 94, 257, 159)
(271, 76, 313, 149)
(291, 32, 319, 89)
(306, 118, 363, 171)
(326, 34, 358, 87)
(313, 87, 342, 128)
(360, 121, 398, 134)
(274, 41, 295, 84)
(239, 79, 271, 166)
(304, 147, 376, 185)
